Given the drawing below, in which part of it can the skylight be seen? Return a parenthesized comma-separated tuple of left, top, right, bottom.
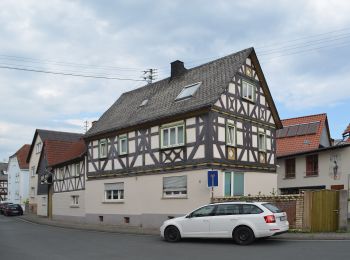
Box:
(175, 82, 201, 101)
(139, 99, 149, 107)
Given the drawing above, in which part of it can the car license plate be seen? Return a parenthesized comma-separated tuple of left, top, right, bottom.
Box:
(280, 216, 286, 221)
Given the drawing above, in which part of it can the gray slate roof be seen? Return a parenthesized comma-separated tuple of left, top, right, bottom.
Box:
(26, 129, 83, 163)
(86, 48, 254, 137)
(36, 129, 83, 142)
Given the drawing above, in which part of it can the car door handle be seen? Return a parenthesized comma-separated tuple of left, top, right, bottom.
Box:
(203, 219, 209, 222)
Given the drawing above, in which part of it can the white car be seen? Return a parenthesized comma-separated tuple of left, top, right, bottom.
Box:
(160, 202, 289, 245)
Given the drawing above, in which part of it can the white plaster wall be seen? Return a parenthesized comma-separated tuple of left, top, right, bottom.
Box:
(7, 157, 18, 203)
(37, 195, 48, 216)
(85, 170, 212, 216)
(53, 190, 85, 217)
(28, 135, 42, 206)
(277, 146, 350, 192)
(244, 172, 277, 195)
(320, 127, 331, 147)
(85, 168, 278, 218)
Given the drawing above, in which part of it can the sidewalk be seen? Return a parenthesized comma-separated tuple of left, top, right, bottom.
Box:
(17, 214, 350, 240)
(17, 214, 159, 235)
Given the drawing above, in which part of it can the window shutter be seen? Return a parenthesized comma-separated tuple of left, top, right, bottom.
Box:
(306, 156, 313, 175)
(105, 183, 123, 190)
(163, 176, 187, 191)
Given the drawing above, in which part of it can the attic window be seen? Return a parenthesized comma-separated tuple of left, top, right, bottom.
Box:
(175, 82, 201, 101)
(139, 99, 148, 107)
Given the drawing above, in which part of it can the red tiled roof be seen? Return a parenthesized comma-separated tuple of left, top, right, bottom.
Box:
(343, 124, 350, 135)
(15, 145, 31, 169)
(276, 114, 329, 157)
(44, 139, 86, 167)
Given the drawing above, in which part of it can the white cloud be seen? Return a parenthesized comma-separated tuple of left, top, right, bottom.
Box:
(0, 0, 350, 159)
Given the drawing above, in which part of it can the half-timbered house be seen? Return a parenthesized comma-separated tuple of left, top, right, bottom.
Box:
(51, 139, 86, 222)
(26, 129, 82, 215)
(84, 47, 282, 228)
(0, 162, 8, 202)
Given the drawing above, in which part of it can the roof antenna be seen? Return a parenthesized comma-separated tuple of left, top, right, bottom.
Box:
(142, 69, 157, 84)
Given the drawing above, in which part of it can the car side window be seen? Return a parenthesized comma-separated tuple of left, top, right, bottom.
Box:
(241, 204, 263, 214)
(215, 204, 240, 216)
(191, 205, 216, 218)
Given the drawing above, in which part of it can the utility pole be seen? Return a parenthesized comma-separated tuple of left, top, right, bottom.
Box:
(142, 69, 157, 84)
(83, 120, 89, 133)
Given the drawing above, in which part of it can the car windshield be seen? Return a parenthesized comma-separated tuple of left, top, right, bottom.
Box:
(262, 203, 282, 213)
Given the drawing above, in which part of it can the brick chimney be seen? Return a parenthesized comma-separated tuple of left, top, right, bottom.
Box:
(170, 60, 187, 78)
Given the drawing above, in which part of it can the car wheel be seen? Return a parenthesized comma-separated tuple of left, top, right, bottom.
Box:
(164, 226, 181, 242)
(233, 226, 255, 245)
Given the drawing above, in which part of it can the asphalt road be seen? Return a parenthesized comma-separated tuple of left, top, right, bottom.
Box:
(1, 215, 350, 260)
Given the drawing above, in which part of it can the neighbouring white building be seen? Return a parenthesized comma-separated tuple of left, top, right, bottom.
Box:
(277, 114, 350, 195)
(6, 145, 30, 209)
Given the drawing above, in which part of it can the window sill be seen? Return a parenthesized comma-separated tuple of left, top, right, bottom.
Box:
(242, 97, 255, 104)
(70, 205, 79, 208)
(162, 196, 188, 200)
(304, 175, 319, 178)
(102, 200, 125, 204)
(118, 153, 128, 157)
(284, 176, 296, 179)
(160, 145, 185, 151)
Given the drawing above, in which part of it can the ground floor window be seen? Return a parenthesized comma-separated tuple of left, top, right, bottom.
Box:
(163, 175, 187, 198)
(224, 172, 244, 196)
(104, 183, 124, 201)
(42, 196, 46, 206)
(71, 195, 79, 205)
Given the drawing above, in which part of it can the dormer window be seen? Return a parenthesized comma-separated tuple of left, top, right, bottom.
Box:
(139, 99, 148, 107)
(242, 80, 256, 102)
(175, 82, 201, 101)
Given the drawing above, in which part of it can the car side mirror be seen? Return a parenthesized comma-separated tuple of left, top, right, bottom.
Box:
(186, 214, 192, 218)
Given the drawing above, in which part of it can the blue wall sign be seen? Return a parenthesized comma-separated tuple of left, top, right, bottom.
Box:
(207, 170, 218, 187)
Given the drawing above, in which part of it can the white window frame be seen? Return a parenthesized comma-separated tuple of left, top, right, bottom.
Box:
(175, 82, 201, 101)
(118, 135, 128, 155)
(74, 163, 80, 177)
(35, 142, 42, 154)
(31, 166, 35, 177)
(104, 183, 124, 201)
(163, 175, 187, 198)
(160, 122, 185, 149)
(99, 139, 108, 158)
(226, 123, 236, 146)
(258, 132, 266, 152)
(242, 80, 256, 102)
(71, 195, 79, 206)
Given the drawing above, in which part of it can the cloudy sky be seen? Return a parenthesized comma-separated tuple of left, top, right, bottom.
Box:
(1, 0, 350, 161)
